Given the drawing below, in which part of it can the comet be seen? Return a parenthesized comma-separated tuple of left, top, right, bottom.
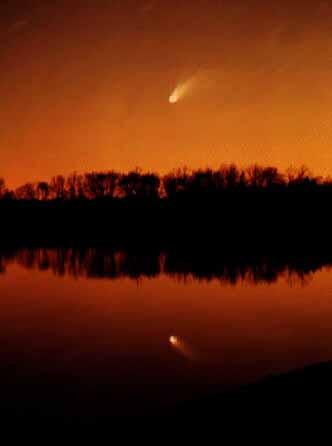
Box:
(169, 76, 197, 104)
(168, 70, 217, 104)
(169, 335, 198, 360)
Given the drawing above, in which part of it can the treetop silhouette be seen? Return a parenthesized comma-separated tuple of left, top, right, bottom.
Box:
(1, 165, 329, 201)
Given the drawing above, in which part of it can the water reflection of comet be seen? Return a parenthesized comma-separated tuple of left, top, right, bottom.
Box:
(169, 336, 198, 360)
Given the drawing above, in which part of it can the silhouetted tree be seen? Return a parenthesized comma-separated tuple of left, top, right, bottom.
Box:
(37, 182, 49, 200)
(84, 173, 108, 199)
(286, 166, 310, 185)
(139, 173, 160, 198)
(66, 173, 84, 199)
(225, 164, 240, 189)
(286, 166, 323, 191)
(212, 168, 227, 192)
(189, 169, 216, 195)
(0, 178, 5, 199)
(50, 175, 65, 200)
(246, 165, 265, 188)
(119, 170, 142, 198)
(15, 183, 36, 200)
(163, 168, 191, 198)
(260, 167, 284, 189)
(104, 171, 120, 198)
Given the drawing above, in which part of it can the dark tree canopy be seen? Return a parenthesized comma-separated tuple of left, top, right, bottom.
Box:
(2, 164, 329, 202)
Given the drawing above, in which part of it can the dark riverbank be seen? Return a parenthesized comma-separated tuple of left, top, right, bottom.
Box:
(0, 190, 332, 251)
(173, 360, 332, 419)
(0, 360, 331, 422)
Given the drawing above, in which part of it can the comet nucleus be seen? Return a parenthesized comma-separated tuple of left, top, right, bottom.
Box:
(169, 93, 178, 104)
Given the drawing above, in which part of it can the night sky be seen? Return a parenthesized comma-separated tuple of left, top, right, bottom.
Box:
(1, 0, 332, 186)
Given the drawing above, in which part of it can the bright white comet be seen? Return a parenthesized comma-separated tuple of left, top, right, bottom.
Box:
(169, 76, 197, 104)
(169, 71, 217, 104)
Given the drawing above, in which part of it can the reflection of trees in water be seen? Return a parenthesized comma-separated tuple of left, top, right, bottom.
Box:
(3, 248, 161, 280)
(0, 248, 330, 286)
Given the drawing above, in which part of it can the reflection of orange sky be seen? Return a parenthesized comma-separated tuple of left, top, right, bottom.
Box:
(2, 1, 332, 187)
(2, 263, 332, 408)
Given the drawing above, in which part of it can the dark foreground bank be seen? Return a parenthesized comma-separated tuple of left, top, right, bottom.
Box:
(0, 361, 331, 422)
(172, 361, 332, 419)
(0, 190, 332, 251)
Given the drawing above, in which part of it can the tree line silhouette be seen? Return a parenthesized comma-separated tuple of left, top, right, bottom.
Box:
(0, 164, 331, 201)
(1, 164, 332, 248)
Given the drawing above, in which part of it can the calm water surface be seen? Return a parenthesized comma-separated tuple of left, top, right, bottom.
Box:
(1, 248, 332, 416)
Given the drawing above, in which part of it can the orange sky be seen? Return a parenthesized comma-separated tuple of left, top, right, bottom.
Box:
(1, 0, 332, 187)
